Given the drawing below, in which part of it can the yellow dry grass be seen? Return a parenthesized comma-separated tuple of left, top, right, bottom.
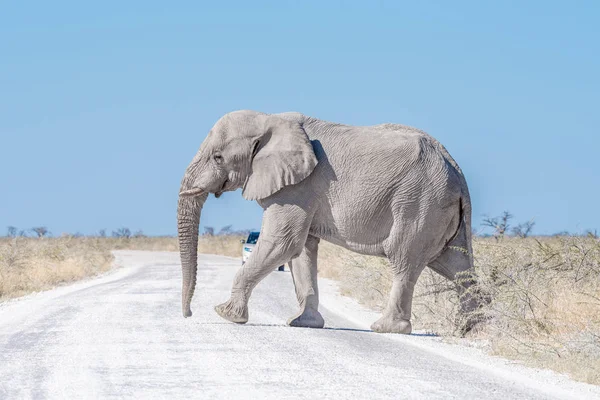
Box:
(0, 237, 114, 300)
(317, 236, 600, 385)
(101, 235, 243, 257)
(198, 235, 244, 257)
(0, 235, 243, 301)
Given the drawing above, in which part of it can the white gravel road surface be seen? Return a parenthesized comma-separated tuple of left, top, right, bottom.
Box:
(1, 251, 599, 399)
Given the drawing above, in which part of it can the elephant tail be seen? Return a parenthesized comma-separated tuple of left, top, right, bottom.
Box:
(460, 184, 474, 269)
(451, 166, 474, 269)
(448, 150, 474, 268)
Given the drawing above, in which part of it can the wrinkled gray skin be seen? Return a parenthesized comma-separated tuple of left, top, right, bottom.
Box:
(178, 110, 479, 334)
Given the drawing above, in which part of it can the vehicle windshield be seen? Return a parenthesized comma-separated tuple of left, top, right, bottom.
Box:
(246, 232, 259, 244)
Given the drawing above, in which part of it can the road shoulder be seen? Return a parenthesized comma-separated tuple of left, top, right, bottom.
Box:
(318, 277, 600, 399)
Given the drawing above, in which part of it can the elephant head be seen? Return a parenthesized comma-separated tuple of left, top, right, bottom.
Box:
(177, 110, 318, 317)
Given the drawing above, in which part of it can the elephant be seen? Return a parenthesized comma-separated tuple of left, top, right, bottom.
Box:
(178, 110, 480, 334)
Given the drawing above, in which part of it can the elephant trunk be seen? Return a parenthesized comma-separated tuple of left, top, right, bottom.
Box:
(177, 187, 208, 318)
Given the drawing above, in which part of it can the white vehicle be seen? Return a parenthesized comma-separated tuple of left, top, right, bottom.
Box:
(241, 231, 285, 271)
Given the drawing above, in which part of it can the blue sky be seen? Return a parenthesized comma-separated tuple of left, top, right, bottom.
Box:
(1, 1, 598, 236)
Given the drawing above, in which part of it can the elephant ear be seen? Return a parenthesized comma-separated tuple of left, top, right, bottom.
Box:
(242, 116, 317, 201)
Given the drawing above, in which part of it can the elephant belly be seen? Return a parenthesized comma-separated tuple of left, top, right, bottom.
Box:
(309, 195, 393, 257)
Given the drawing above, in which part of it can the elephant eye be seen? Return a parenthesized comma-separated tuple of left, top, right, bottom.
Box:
(213, 153, 223, 164)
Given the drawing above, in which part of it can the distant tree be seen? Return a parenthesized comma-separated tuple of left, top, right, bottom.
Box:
(553, 231, 570, 237)
(218, 225, 233, 235)
(32, 226, 49, 238)
(482, 211, 513, 240)
(72, 232, 84, 238)
(98, 229, 107, 238)
(133, 230, 146, 238)
(112, 227, 131, 238)
(234, 229, 252, 237)
(203, 226, 215, 236)
(7, 226, 17, 238)
(511, 219, 535, 238)
(586, 229, 599, 239)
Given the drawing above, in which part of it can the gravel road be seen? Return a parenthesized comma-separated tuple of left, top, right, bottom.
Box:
(1, 251, 598, 399)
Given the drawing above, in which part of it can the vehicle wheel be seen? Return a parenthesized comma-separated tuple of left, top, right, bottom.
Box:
(277, 265, 285, 271)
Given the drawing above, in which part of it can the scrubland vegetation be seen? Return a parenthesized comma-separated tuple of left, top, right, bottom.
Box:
(1, 224, 598, 384)
(317, 235, 600, 385)
(0, 234, 241, 301)
(0, 236, 114, 300)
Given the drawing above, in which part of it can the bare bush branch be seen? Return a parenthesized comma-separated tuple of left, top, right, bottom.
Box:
(112, 228, 131, 239)
(31, 227, 49, 238)
(482, 211, 513, 240)
(6, 226, 17, 238)
(512, 219, 536, 238)
(218, 225, 233, 235)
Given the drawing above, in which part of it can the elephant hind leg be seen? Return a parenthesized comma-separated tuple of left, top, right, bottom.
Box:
(287, 235, 325, 329)
(429, 222, 479, 314)
(429, 225, 487, 334)
(429, 247, 480, 327)
(371, 198, 456, 334)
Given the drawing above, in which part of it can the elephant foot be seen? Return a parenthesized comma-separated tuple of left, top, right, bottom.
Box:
(214, 298, 248, 324)
(287, 307, 325, 329)
(371, 316, 412, 334)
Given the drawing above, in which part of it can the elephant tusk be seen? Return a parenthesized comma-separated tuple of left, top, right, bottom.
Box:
(179, 188, 205, 197)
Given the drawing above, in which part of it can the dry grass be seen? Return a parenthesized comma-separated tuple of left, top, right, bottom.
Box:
(0, 235, 243, 301)
(101, 235, 243, 257)
(197, 235, 244, 257)
(0, 237, 114, 300)
(317, 236, 600, 385)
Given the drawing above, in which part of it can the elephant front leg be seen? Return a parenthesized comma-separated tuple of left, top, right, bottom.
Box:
(214, 244, 288, 324)
(287, 235, 325, 329)
(215, 203, 313, 325)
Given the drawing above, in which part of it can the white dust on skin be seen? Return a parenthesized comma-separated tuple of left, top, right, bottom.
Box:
(0, 251, 598, 399)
